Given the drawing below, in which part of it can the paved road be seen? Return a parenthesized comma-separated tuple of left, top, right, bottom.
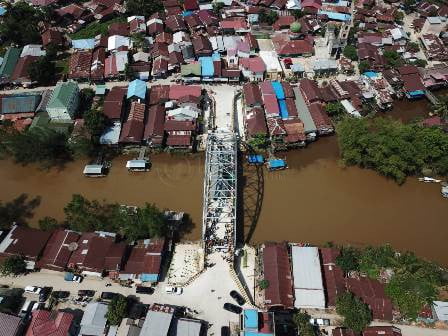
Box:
(0, 257, 246, 336)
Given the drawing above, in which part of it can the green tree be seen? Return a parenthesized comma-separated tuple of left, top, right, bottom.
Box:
(336, 246, 360, 273)
(131, 32, 149, 50)
(325, 101, 345, 120)
(343, 45, 358, 61)
(28, 56, 56, 86)
(0, 126, 72, 168)
(69, 134, 97, 159)
(121, 203, 167, 241)
(358, 245, 395, 278)
(384, 50, 403, 69)
(84, 108, 107, 136)
(336, 292, 372, 333)
(106, 295, 128, 325)
(337, 117, 448, 184)
(0, 2, 44, 45)
(293, 311, 315, 336)
(290, 22, 302, 33)
(247, 133, 270, 151)
(259, 9, 278, 25)
(38, 216, 60, 231)
(292, 9, 304, 20)
(412, 59, 427, 67)
(394, 11, 404, 23)
(0, 256, 27, 276)
(258, 279, 270, 290)
(432, 95, 448, 121)
(78, 88, 95, 117)
(358, 60, 370, 74)
(385, 272, 437, 319)
(126, 0, 163, 17)
(212, 2, 225, 16)
(407, 42, 420, 53)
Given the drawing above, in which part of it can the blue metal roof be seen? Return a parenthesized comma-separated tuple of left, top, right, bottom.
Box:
(199, 57, 214, 77)
(247, 155, 264, 164)
(268, 159, 286, 169)
(182, 10, 193, 17)
(271, 81, 285, 100)
(278, 99, 288, 119)
(409, 90, 424, 96)
(0, 6, 6, 16)
(318, 10, 351, 21)
(212, 52, 221, 61)
(363, 71, 378, 78)
(141, 273, 159, 282)
(244, 309, 259, 329)
(1, 95, 40, 114)
(244, 333, 274, 336)
(71, 38, 95, 50)
(127, 79, 147, 100)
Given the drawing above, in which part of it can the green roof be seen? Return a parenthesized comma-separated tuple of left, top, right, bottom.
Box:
(0, 48, 21, 77)
(47, 81, 78, 110)
(181, 63, 201, 76)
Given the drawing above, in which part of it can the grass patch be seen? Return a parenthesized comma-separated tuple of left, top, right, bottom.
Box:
(69, 17, 127, 39)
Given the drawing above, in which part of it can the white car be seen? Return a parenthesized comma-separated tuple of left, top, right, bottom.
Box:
(24, 286, 42, 295)
(72, 275, 83, 283)
(165, 286, 183, 295)
(309, 318, 330, 326)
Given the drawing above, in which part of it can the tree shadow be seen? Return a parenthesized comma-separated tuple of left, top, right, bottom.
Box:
(236, 145, 265, 246)
(0, 193, 41, 229)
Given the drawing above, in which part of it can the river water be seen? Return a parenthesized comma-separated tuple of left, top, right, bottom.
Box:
(0, 96, 447, 265)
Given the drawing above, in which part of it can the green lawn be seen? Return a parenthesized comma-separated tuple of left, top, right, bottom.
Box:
(69, 17, 127, 40)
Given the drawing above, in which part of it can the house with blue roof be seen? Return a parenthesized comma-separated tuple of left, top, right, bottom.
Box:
(127, 79, 147, 101)
(241, 309, 275, 336)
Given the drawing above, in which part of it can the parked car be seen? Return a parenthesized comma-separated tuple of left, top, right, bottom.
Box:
(25, 286, 42, 295)
(165, 286, 182, 295)
(136, 286, 154, 295)
(78, 290, 95, 297)
(39, 287, 52, 302)
(230, 290, 245, 306)
(310, 318, 330, 326)
(223, 302, 242, 314)
(101, 292, 119, 300)
(52, 291, 70, 299)
(72, 275, 83, 283)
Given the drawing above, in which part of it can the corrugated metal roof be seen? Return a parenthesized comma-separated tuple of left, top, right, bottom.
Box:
(47, 81, 78, 110)
(0, 312, 22, 336)
(71, 38, 95, 50)
(0, 48, 21, 77)
(140, 310, 173, 336)
(127, 79, 147, 100)
(79, 302, 108, 336)
(1, 94, 40, 114)
(291, 246, 325, 309)
(293, 87, 317, 133)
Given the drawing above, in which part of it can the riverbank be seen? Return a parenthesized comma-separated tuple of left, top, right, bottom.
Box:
(1, 93, 447, 265)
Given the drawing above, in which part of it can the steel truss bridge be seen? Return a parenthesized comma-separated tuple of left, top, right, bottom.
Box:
(202, 131, 238, 254)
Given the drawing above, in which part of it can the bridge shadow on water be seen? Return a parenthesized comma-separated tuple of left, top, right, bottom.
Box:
(236, 147, 265, 246)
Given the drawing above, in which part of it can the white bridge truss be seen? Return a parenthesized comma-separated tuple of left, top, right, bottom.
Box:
(202, 131, 238, 254)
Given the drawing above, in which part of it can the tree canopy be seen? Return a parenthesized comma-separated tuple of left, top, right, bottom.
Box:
(0, 125, 72, 168)
(358, 61, 370, 74)
(0, 2, 44, 45)
(0, 256, 27, 276)
(259, 10, 278, 25)
(336, 292, 372, 333)
(293, 311, 315, 336)
(28, 56, 56, 86)
(384, 50, 403, 69)
(106, 295, 128, 325)
(63, 194, 167, 240)
(126, 0, 163, 17)
(325, 101, 345, 120)
(38, 216, 60, 231)
(247, 133, 270, 151)
(343, 45, 358, 61)
(337, 117, 448, 184)
(83, 108, 108, 136)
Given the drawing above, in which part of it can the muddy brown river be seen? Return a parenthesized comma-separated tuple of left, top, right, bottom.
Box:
(0, 95, 447, 265)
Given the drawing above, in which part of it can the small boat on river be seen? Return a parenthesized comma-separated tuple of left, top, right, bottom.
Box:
(442, 183, 448, 198)
(266, 158, 287, 171)
(418, 177, 442, 183)
(126, 159, 151, 172)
